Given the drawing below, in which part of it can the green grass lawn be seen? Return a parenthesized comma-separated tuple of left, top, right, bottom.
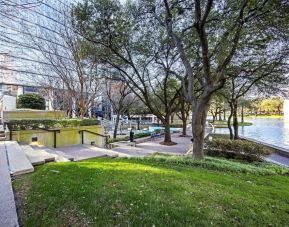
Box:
(14, 156, 289, 226)
(245, 114, 283, 119)
(208, 120, 253, 128)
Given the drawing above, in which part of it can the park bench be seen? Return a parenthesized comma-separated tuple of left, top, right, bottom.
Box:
(150, 130, 164, 140)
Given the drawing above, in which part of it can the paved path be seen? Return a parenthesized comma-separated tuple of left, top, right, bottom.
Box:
(266, 153, 289, 167)
(239, 136, 289, 167)
(0, 142, 19, 227)
(134, 133, 192, 155)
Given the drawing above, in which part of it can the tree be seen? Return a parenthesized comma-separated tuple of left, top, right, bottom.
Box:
(73, 0, 182, 144)
(149, 0, 289, 159)
(17, 93, 46, 110)
(104, 79, 137, 138)
(23, 2, 101, 118)
(209, 94, 225, 123)
(175, 95, 191, 136)
(260, 98, 284, 115)
(222, 57, 286, 139)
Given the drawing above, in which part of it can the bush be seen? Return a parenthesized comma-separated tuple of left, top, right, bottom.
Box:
(7, 119, 100, 130)
(17, 93, 46, 110)
(206, 138, 273, 162)
(108, 132, 152, 144)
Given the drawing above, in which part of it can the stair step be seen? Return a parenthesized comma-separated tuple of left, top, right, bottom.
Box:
(83, 144, 130, 158)
(42, 148, 74, 162)
(5, 141, 34, 176)
(20, 145, 45, 166)
(29, 146, 56, 163)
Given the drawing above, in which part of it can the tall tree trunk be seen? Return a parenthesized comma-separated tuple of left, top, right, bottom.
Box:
(228, 103, 234, 140)
(191, 97, 211, 160)
(233, 101, 239, 139)
(223, 108, 226, 121)
(182, 117, 187, 136)
(163, 120, 172, 143)
(241, 104, 244, 123)
(113, 113, 120, 139)
(170, 114, 174, 124)
(218, 110, 222, 121)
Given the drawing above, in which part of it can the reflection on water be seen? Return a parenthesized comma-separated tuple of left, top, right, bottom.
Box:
(214, 118, 289, 150)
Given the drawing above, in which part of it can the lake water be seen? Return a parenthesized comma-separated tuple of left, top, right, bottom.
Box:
(214, 118, 289, 150)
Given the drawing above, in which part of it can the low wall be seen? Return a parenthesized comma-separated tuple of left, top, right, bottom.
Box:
(3, 110, 66, 122)
(8, 125, 105, 148)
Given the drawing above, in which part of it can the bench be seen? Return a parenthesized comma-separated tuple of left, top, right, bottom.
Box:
(150, 130, 164, 139)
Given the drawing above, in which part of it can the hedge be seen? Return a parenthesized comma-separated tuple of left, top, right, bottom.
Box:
(206, 138, 274, 162)
(7, 119, 100, 130)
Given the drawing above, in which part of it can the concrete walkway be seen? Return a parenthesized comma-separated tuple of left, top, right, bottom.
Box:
(266, 153, 289, 167)
(239, 136, 289, 167)
(0, 142, 19, 227)
(108, 130, 194, 157)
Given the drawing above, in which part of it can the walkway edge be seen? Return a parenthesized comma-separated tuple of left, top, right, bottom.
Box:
(0, 142, 19, 227)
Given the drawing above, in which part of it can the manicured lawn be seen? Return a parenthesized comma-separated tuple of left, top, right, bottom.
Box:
(245, 114, 283, 119)
(208, 120, 253, 128)
(14, 156, 289, 226)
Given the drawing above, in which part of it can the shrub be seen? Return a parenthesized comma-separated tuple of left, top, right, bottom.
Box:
(17, 93, 46, 110)
(134, 132, 151, 139)
(7, 119, 100, 130)
(206, 138, 273, 162)
(108, 132, 151, 144)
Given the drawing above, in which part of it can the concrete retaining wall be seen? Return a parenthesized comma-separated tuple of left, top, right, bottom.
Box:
(8, 125, 105, 148)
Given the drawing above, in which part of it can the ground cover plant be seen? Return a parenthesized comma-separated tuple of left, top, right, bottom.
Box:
(14, 156, 289, 226)
(108, 132, 153, 144)
(7, 119, 100, 130)
(206, 134, 274, 162)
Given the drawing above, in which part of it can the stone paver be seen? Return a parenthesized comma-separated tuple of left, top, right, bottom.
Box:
(0, 142, 19, 227)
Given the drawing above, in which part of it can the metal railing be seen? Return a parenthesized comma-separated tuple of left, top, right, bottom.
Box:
(79, 129, 110, 147)
(9, 126, 60, 148)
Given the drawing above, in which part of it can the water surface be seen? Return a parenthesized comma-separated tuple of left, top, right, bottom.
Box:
(214, 118, 289, 150)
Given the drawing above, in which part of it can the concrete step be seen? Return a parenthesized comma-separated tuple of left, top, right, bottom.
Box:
(42, 147, 74, 162)
(5, 141, 34, 176)
(56, 144, 123, 161)
(29, 145, 56, 163)
(83, 144, 130, 158)
(20, 145, 45, 166)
